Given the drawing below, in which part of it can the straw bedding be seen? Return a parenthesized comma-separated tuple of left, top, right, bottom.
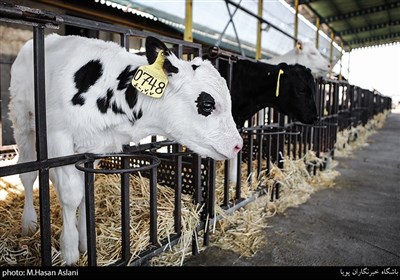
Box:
(335, 110, 388, 157)
(0, 173, 200, 266)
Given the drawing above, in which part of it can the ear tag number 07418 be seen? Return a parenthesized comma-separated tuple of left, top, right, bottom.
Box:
(132, 50, 168, 98)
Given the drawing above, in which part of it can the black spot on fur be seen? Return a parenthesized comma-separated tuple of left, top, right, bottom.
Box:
(133, 109, 143, 120)
(97, 89, 114, 114)
(164, 60, 179, 74)
(130, 108, 143, 125)
(195, 92, 215, 117)
(72, 60, 103, 105)
(137, 109, 143, 120)
(112, 102, 125, 115)
(192, 65, 200, 71)
(117, 66, 137, 90)
(72, 93, 85, 106)
(125, 84, 138, 109)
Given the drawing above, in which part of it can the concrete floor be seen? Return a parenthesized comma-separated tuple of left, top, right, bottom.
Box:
(184, 110, 400, 266)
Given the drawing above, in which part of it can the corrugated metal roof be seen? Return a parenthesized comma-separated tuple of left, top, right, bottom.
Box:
(295, 0, 400, 50)
(97, 0, 342, 64)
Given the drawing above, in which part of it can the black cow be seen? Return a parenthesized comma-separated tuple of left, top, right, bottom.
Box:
(219, 59, 318, 127)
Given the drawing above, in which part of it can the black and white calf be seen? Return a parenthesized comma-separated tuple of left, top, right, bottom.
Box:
(9, 34, 242, 265)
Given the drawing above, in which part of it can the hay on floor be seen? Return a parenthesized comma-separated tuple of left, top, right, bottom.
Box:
(0, 170, 200, 266)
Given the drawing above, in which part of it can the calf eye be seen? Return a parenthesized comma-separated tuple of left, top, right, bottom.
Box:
(195, 91, 215, 117)
(201, 102, 214, 113)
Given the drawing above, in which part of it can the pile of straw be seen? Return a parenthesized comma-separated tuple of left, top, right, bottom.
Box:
(335, 110, 389, 157)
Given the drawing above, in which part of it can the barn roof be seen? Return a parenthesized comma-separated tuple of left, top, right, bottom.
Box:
(95, 0, 342, 64)
(295, 0, 400, 50)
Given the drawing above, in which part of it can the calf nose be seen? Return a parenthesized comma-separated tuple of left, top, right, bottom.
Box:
(233, 142, 243, 154)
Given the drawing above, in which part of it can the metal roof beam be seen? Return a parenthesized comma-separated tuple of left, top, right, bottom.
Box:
(298, 0, 319, 4)
(347, 31, 400, 46)
(324, 2, 400, 23)
(300, 2, 348, 46)
(340, 20, 400, 35)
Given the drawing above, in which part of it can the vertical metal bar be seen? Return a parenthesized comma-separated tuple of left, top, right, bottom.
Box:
(192, 154, 201, 255)
(84, 161, 96, 266)
(278, 114, 285, 169)
(177, 44, 184, 59)
(120, 33, 129, 50)
(303, 126, 309, 156)
(204, 159, 216, 246)
(293, 127, 298, 160)
(257, 132, 263, 178)
(287, 128, 291, 160)
(184, 0, 193, 42)
(192, 154, 202, 206)
(255, 0, 263, 60)
(223, 160, 229, 206)
(275, 182, 280, 200)
(121, 157, 130, 263)
(266, 134, 271, 173)
(174, 155, 182, 234)
(33, 25, 52, 266)
(298, 126, 303, 159)
(149, 164, 158, 245)
(235, 150, 242, 200)
(247, 132, 253, 180)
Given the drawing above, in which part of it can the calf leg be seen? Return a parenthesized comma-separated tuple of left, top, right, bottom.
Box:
(16, 132, 38, 236)
(78, 198, 87, 253)
(48, 132, 84, 265)
(54, 165, 84, 265)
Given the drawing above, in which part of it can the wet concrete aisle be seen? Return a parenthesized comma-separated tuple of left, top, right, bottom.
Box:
(184, 111, 400, 266)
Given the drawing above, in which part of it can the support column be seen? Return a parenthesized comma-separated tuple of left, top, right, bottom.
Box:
(184, 0, 193, 42)
(256, 0, 263, 60)
(294, 0, 299, 46)
(315, 17, 320, 48)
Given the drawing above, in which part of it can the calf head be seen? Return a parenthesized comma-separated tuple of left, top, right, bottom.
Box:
(295, 41, 330, 77)
(144, 37, 242, 160)
(275, 63, 318, 124)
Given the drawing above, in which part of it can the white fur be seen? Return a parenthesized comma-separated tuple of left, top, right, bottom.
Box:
(9, 34, 242, 265)
(263, 41, 330, 77)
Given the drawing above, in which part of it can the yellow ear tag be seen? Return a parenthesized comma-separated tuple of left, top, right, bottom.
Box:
(131, 50, 168, 99)
(276, 69, 284, 97)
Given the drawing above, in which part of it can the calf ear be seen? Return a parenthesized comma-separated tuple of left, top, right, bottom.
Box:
(296, 41, 303, 53)
(145, 36, 179, 75)
(145, 36, 171, 64)
(278, 62, 288, 71)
